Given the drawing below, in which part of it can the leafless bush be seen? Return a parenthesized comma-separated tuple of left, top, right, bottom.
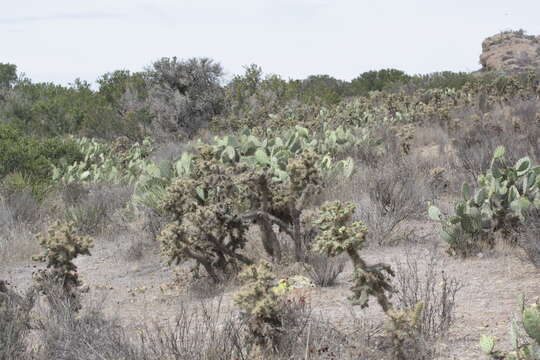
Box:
(452, 101, 540, 184)
(63, 184, 132, 235)
(124, 237, 146, 262)
(0, 281, 35, 360)
(141, 207, 168, 241)
(34, 280, 140, 360)
(0, 223, 40, 265)
(59, 182, 89, 206)
(516, 209, 540, 268)
(1, 189, 40, 225)
(137, 299, 248, 359)
(303, 253, 345, 287)
(356, 159, 428, 245)
(350, 124, 401, 168)
(392, 248, 462, 340)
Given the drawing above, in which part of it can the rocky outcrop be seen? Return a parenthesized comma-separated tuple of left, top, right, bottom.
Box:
(480, 30, 540, 73)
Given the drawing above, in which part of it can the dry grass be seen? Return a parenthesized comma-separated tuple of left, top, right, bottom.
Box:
(393, 247, 462, 340)
(303, 253, 345, 287)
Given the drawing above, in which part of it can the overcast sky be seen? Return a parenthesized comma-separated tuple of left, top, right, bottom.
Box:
(2, 0, 539, 85)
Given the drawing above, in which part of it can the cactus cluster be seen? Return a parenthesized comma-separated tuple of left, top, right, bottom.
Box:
(32, 221, 93, 310)
(159, 142, 326, 281)
(159, 145, 253, 282)
(480, 297, 540, 359)
(52, 136, 155, 185)
(210, 125, 355, 181)
(429, 146, 540, 256)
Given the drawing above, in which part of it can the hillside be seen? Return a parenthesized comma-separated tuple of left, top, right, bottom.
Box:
(1, 34, 540, 360)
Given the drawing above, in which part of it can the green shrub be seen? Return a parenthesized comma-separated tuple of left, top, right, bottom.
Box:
(349, 69, 411, 96)
(0, 124, 83, 199)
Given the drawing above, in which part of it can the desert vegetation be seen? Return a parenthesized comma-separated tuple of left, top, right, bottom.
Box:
(1, 41, 540, 359)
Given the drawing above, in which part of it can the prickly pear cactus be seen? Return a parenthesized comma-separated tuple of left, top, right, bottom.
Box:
(481, 298, 540, 360)
(429, 146, 540, 257)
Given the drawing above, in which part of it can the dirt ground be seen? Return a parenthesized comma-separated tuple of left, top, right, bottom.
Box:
(2, 233, 539, 360)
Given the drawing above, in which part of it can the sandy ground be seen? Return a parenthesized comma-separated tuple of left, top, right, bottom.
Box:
(2, 233, 539, 360)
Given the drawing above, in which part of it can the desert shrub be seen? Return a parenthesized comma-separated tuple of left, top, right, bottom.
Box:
(34, 279, 140, 360)
(0, 281, 35, 360)
(430, 146, 540, 257)
(303, 253, 345, 287)
(159, 145, 256, 282)
(63, 185, 132, 236)
(402, 71, 474, 92)
(297, 74, 346, 105)
(0, 63, 17, 89)
(0, 187, 41, 224)
(32, 221, 93, 311)
(137, 299, 247, 359)
(0, 124, 83, 198)
(480, 297, 540, 359)
(516, 209, 540, 267)
(0, 221, 38, 265)
(220, 65, 321, 131)
(356, 158, 427, 245)
(145, 57, 224, 138)
(349, 69, 411, 96)
(393, 249, 462, 340)
(452, 103, 540, 184)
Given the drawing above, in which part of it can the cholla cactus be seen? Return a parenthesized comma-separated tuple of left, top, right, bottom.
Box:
(312, 201, 424, 360)
(234, 261, 294, 353)
(312, 201, 394, 310)
(159, 145, 253, 282)
(481, 298, 540, 359)
(32, 221, 93, 310)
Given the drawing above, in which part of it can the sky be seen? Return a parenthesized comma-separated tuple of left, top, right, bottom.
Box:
(2, 0, 540, 85)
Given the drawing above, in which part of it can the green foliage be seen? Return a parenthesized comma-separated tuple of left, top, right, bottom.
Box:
(404, 71, 475, 91)
(349, 69, 411, 96)
(221, 64, 307, 131)
(0, 124, 83, 199)
(32, 222, 93, 310)
(429, 146, 540, 256)
(481, 298, 540, 359)
(210, 126, 356, 181)
(297, 74, 346, 105)
(0, 63, 17, 88)
(53, 136, 154, 185)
